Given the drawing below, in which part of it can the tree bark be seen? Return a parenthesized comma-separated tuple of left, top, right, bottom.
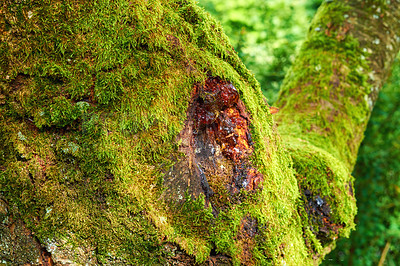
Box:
(277, 0, 400, 169)
(0, 0, 399, 265)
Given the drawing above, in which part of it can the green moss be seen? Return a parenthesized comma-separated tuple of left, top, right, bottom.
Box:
(94, 72, 123, 105)
(277, 1, 371, 169)
(287, 138, 356, 249)
(0, 0, 324, 264)
(274, 1, 374, 260)
(168, 194, 214, 262)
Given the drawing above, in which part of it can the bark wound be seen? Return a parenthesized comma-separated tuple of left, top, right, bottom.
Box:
(303, 189, 343, 245)
(163, 77, 263, 206)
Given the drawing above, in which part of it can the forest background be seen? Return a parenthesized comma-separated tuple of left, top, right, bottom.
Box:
(197, 0, 400, 265)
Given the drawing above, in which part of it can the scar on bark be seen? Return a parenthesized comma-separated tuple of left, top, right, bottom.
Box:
(302, 188, 343, 247)
(163, 76, 263, 208)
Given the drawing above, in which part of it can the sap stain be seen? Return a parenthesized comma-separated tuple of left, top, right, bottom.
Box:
(164, 76, 263, 208)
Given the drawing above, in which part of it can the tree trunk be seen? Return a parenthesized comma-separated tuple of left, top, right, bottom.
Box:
(0, 0, 398, 265)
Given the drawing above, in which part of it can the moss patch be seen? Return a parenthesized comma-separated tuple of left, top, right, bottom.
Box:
(277, 1, 371, 169)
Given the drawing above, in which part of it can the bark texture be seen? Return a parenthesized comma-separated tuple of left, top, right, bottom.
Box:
(275, 0, 400, 260)
(277, 0, 400, 168)
(0, 0, 399, 265)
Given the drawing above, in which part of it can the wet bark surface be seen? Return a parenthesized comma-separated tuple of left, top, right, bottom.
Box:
(302, 189, 343, 245)
(163, 77, 263, 212)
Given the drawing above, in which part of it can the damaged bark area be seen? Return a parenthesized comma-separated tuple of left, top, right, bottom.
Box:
(163, 77, 263, 210)
(302, 189, 343, 246)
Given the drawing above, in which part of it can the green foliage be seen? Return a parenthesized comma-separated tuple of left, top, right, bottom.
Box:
(198, 0, 317, 103)
(324, 58, 400, 266)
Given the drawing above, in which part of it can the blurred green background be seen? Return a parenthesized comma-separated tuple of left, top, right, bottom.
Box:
(197, 0, 400, 265)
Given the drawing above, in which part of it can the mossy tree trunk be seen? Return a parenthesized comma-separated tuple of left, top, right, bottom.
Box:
(0, 0, 399, 265)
